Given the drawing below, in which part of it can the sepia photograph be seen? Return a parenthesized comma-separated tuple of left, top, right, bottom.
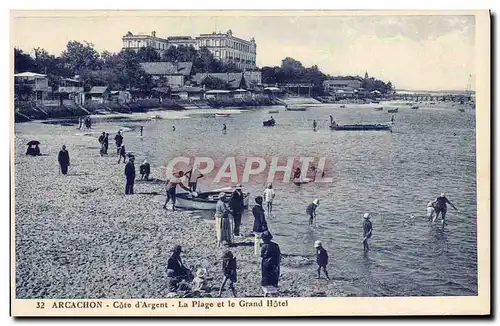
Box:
(10, 9, 490, 316)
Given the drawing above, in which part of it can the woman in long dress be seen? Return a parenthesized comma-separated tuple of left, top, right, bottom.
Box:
(215, 192, 233, 247)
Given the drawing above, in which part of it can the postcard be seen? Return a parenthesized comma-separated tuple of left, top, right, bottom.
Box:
(10, 9, 490, 316)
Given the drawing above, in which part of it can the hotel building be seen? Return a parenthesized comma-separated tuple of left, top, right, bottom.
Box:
(122, 29, 257, 70)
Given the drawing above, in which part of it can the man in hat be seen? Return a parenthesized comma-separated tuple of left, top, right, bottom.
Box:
(260, 231, 281, 293)
(118, 144, 127, 164)
(229, 184, 245, 237)
(124, 156, 136, 195)
(314, 240, 330, 280)
(263, 183, 276, 216)
(363, 213, 373, 252)
(432, 193, 458, 225)
(306, 199, 320, 226)
(114, 130, 123, 154)
(57, 145, 70, 175)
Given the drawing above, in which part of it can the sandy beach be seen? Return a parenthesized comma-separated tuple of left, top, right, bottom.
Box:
(14, 121, 346, 299)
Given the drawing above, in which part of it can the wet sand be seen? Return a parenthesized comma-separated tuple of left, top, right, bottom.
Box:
(14, 123, 345, 299)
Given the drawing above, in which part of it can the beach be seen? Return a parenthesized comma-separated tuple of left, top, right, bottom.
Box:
(14, 121, 345, 299)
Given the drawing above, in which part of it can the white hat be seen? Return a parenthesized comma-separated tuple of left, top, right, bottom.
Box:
(312, 199, 320, 205)
(314, 240, 322, 248)
(219, 192, 226, 198)
(441, 193, 445, 197)
(364, 213, 370, 219)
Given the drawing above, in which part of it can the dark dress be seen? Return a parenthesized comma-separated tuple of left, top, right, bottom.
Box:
(166, 254, 192, 291)
(222, 257, 237, 282)
(58, 149, 70, 175)
(103, 135, 109, 153)
(124, 161, 135, 194)
(261, 241, 281, 287)
(316, 247, 328, 267)
(252, 204, 268, 233)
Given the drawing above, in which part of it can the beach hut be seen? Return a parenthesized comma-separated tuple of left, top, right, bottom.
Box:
(232, 89, 251, 99)
(205, 90, 232, 100)
(88, 86, 110, 104)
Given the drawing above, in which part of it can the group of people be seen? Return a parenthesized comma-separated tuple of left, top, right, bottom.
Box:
(426, 193, 458, 226)
(78, 116, 92, 130)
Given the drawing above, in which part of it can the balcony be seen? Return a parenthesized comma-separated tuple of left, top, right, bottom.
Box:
(58, 86, 84, 93)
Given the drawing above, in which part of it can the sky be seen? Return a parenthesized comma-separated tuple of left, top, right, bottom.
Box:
(11, 11, 476, 91)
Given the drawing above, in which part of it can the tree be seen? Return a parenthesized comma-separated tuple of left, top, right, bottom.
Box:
(14, 48, 37, 73)
(136, 46, 161, 62)
(201, 76, 230, 90)
(61, 41, 102, 73)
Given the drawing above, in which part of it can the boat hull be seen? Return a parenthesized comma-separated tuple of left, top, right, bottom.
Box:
(387, 109, 399, 113)
(175, 191, 250, 210)
(329, 124, 392, 131)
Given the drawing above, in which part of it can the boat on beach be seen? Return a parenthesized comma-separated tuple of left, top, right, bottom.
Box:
(340, 105, 346, 108)
(458, 108, 465, 112)
(263, 119, 276, 127)
(175, 190, 250, 210)
(411, 106, 419, 110)
(268, 109, 280, 114)
(374, 107, 383, 111)
(329, 123, 392, 132)
(285, 106, 308, 111)
(387, 108, 399, 113)
(215, 113, 231, 117)
(151, 115, 163, 120)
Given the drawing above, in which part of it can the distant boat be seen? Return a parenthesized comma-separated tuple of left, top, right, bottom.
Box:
(340, 105, 346, 108)
(263, 119, 276, 127)
(329, 123, 392, 132)
(286, 106, 308, 111)
(268, 109, 280, 114)
(151, 115, 162, 120)
(215, 113, 231, 117)
(374, 107, 383, 111)
(458, 108, 465, 112)
(411, 106, 419, 110)
(387, 108, 399, 113)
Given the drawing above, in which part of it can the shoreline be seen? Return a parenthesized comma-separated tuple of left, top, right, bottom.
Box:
(14, 122, 346, 299)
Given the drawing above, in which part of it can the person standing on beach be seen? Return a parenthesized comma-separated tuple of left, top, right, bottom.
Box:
(217, 250, 237, 297)
(103, 133, 109, 154)
(229, 184, 245, 237)
(118, 144, 127, 164)
(57, 145, 70, 175)
(329, 115, 333, 126)
(260, 231, 281, 293)
(363, 213, 373, 252)
(313, 120, 317, 130)
(252, 196, 268, 256)
(215, 192, 233, 247)
(432, 193, 458, 226)
(140, 126, 143, 137)
(114, 131, 123, 154)
(263, 183, 276, 216)
(222, 124, 227, 134)
(314, 240, 330, 280)
(124, 156, 136, 195)
(98, 132, 106, 155)
(306, 199, 319, 226)
(78, 117, 83, 130)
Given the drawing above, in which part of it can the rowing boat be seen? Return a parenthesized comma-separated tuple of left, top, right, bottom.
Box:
(329, 123, 392, 131)
(175, 190, 250, 210)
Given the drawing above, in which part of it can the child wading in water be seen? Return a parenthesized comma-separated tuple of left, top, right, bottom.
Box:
(306, 199, 320, 226)
(314, 240, 330, 280)
(218, 250, 237, 297)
